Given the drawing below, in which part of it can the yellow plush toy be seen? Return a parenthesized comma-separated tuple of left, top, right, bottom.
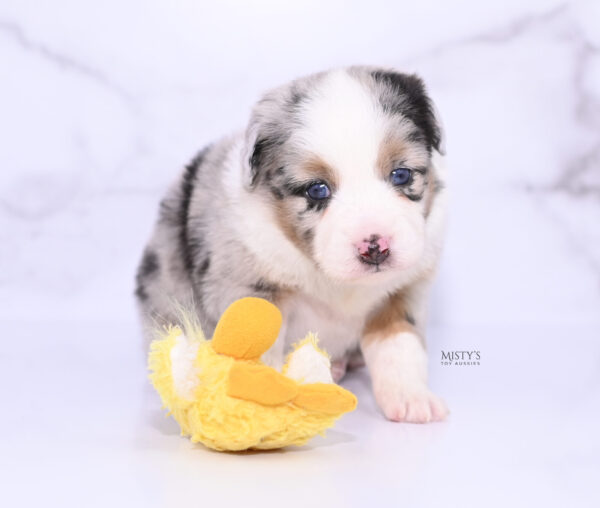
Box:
(148, 297, 357, 451)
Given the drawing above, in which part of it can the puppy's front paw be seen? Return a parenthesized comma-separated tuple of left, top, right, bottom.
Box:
(330, 358, 348, 383)
(374, 384, 449, 423)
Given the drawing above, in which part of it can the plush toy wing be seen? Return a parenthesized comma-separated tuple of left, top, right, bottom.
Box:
(294, 383, 357, 414)
(283, 334, 357, 414)
(227, 363, 299, 405)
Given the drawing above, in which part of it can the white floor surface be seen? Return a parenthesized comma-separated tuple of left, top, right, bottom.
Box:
(2, 321, 599, 507)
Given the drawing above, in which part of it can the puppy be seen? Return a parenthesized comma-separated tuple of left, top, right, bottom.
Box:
(136, 66, 448, 423)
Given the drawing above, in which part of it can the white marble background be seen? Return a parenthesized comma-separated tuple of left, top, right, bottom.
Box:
(1, 0, 599, 327)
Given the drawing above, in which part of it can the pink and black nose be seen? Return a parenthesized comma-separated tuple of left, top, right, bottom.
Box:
(356, 235, 390, 265)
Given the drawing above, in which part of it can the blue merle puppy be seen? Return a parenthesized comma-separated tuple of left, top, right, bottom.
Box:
(136, 66, 448, 423)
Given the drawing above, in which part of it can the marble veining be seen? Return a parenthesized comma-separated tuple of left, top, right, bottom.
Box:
(0, 19, 135, 103)
(0, 0, 598, 323)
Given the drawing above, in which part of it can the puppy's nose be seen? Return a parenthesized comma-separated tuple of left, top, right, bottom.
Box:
(356, 235, 390, 265)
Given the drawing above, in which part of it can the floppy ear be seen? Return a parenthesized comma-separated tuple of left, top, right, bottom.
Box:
(243, 123, 285, 187)
(242, 93, 279, 188)
(242, 87, 297, 187)
(241, 117, 262, 187)
(371, 70, 444, 154)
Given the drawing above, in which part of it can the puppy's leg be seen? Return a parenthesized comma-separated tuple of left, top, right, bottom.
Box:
(361, 292, 448, 423)
(260, 318, 287, 371)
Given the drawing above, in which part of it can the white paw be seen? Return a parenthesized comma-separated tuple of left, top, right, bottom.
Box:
(374, 385, 449, 423)
(330, 358, 348, 383)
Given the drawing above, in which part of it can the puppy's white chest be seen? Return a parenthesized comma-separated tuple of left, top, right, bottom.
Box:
(282, 291, 378, 360)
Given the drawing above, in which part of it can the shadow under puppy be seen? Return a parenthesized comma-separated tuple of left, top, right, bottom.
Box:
(136, 66, 448, 423)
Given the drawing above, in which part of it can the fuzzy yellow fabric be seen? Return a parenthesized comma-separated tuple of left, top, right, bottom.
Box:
(281, 333, 330, 378)
(148, 297, 357, 451)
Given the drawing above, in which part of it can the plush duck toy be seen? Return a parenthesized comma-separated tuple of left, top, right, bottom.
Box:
(148, 297, 357, 451)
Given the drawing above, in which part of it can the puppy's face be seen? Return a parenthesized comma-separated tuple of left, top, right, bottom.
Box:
(246, 68, 442, 284)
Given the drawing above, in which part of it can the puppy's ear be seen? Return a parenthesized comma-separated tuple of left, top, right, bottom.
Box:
(371, 70, 444, 154)
(242, 118, 263, 187)
(243, 91, 291, 188)
(244, 127, 283, 187)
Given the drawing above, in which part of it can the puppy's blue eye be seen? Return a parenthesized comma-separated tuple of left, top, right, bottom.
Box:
(390, 168, 412, 186)
(306, 182, 331, 200)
